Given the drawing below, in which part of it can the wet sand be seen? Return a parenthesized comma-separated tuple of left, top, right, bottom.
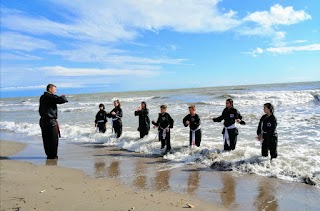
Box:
(1, 131, 320, 210)
(0, 140, 223, 210)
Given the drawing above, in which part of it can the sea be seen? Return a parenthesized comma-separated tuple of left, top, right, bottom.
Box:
(1, 81, 320, 188)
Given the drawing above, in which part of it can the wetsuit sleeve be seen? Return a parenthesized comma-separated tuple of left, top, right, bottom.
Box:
(196, 115, 201, 126)
(257, 116, 263, 135)
(270, 116, 277, 134)
(104, 111, 108, 123)
(95, 112, 99, 123)
(106, 110, 113, 118)
(47, 94, 68, 104)
(134, 110, 141, 116)
(213, 110, 224, 122)
(168, 114, 174, 128)
(182, 115, 189, 127)
(116, 108, 123, 118)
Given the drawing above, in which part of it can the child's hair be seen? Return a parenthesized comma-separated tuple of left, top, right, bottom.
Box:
(188, 104, 196, 110)
(141, 101, 147, 109)
(114, 100, 121, 108)
(160, 105, 167, 109)
(99, 103, 105, 109)
(226, 99, 234, 108)
(264, 103, 274, 114)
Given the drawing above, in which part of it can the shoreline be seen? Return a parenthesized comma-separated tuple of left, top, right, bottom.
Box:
(0, 140, 224, 210)
(1, 133, 320, 211)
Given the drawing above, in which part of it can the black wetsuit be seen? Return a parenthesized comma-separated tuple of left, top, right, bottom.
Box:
(95, 110, 108, 133)
(257, 114, 278, 159)
(152, 113, 174, 152)
(183, 114, 202, 147)
(107, 107, 123, 138)
(213, 108, 243, 151)
(134, 108, 150, 138)
(39, 92, 68, 159)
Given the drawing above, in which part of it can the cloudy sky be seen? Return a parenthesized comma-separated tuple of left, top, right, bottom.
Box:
(1, 0, 319, 97)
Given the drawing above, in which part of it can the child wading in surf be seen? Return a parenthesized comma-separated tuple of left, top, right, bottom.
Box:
(107, 100, 123, 138)
(183, 105, 201, 147)
(213, 99, 245, 151)
(95, 103, 108, 133)
(152, 105, 174, 153)
(256, 103, 278, 160)
(134, 101, 150, 138)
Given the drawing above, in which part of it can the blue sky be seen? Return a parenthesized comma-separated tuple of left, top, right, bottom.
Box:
(1, 0, 319, 97)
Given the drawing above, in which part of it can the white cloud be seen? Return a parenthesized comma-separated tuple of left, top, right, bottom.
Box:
(40, 66, 160, 77)
(239, 4, 311, 44)
(244, 47, 264, 57)
(1, 1, 241, 44)
(266, 43, 320, 54)
(0, 52, 43, 60)
(244, 4, 311, 28)
(0, 32, 55, 51)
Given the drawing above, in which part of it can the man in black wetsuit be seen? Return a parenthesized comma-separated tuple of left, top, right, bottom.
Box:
(39, 84, 68, 159)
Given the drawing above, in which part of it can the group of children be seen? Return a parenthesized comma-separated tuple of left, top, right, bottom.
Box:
(95, 99, 278, 159)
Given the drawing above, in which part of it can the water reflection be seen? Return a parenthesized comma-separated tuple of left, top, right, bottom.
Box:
(108, 160, 120, 178)
(45, 159, 57, 166)
(254, 179, 279, 211)
(187, 170, 200, 195)
(94, 160, 106, 178)
(133, 160, 147, 189)
(154, 169, 170, 191)
(220, 173, 237, 208)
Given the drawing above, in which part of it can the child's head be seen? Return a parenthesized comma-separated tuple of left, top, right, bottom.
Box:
(99, 103, 105, 110)
(114, 100, 120, 107)
(226, 99, 233, 109)
(141, 101, 147, 109)
(263, 103, 274, 114)
(160, 105, 167, 113)
(188, 105, 196, 115)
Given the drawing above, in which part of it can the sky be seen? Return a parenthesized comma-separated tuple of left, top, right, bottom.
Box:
(1, 0, 319, 98)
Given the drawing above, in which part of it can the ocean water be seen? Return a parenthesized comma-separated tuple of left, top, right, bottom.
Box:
(1, 81, 320, 187)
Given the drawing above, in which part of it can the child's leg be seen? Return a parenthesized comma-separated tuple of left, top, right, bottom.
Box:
(166, 131, 171, 151)
(195, 130, 201, 147)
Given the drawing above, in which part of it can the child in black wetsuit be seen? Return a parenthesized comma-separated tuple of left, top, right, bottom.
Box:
(152, 105, 174, 152)
(183, 105, 201, 147)
(134, 101, 150, 138)
(213, 99, 245, 151)
(107, 100, 123, 138)
(95, 103, 108, 133)
(256, 103, 278, 159)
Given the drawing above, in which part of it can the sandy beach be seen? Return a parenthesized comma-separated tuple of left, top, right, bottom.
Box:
(0, 140, 224, 211)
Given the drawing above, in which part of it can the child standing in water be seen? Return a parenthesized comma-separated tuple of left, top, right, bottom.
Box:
(152, 105, 174, 153)
(213, 99, 245, 151)
(134, 101, 150, 138)
(107, 100, 123, 138)
(183, 105, 202, 147)
(256, 103, 278, 159)
(95, 103, 108, 133)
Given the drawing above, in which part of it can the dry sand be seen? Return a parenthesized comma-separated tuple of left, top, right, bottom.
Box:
(0, 140, 224, 211)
